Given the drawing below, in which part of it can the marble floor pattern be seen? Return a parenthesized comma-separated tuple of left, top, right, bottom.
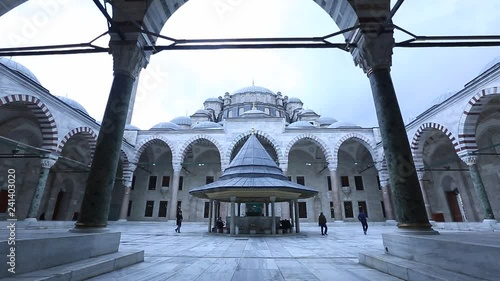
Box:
(85, 222, 406, 281)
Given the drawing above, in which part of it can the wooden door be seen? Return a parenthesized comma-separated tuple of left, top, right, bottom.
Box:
(446, 191, 463, 222)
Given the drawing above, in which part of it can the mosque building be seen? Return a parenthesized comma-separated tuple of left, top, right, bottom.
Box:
(0, 56, 499, 224)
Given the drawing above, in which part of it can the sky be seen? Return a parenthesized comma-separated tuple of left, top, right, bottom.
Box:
(0, 0, 499, 130)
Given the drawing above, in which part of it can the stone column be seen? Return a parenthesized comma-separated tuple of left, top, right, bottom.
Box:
(75, 42, 149, 230)
(417, 171, 433, 221)
(378, 171, 395, 221)
(230, 196, 236, 235)
(26, 156, 57, 221)
(461, 155, 495, 220)
(353, 31, 432, 231)
(237, 203, 241, 216)
(289, 200, 294, 228)
(271, 197, 276, 235)
(328, 167, 343, 221)
(208, 199, 213, 233)
(280, 164, 291, 219)
(213, 200, 218, 230)
(294, 199, 300, 233)
(168, 164, 182, 220)
(118, 166, 136, 221)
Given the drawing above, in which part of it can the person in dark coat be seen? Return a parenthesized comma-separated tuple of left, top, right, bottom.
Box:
(318, 212, 328, 235)
(358, 209, 368, 235)
(175, 207, 183, 233)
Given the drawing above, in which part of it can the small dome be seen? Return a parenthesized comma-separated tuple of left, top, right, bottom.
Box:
(193, 109, 211, 115)
(125, 124, 140, 130)
(204, 97, 222, 103)
(151, 122, 180, 130)
(192, 121, 222, 129)
(317, 116, 338, 126)
(57, 96, 89, 115)
(240, 108, 269, 118)
(430, 90, 459, 106)
(479, 56, 500, 75)
(287, 97, 302, 103)
(233, 85, 275, 95)
(288, 121, 315, 128)
(170, 116, 192, 126)
(328, 121, 361, 128)
(0, 57, 41, 85)
(298, 109, 317, 115)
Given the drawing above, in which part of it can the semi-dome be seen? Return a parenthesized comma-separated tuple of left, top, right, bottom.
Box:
(125, 124, 140, 130)
(192, 121, 222, 129)
(318, 116, 338, 126)
(57, 96, 89, 115)
(233, 85, 275, 95)
(193, 109, 211, 115)
(170, 116, 192, 126)
(479, 56, 500, 75)
(288, 120, 315, 128)
(240, 108, 269, 118)
(287, 97, 302, 103)
(151, 122, 180, 130)
(204, 97, 222, 103)
(328, 121, 361, 128)
(0, 57, 41, 85)
(298, 109, 318, 115)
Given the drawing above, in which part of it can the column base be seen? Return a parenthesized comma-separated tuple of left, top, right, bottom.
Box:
(397, 222, 439, 235)
(117, 219, 128, 222)
(24, 218, 37, 222)
(482, 219, 497, 225)
(385, 220, 397, 226)
(70, 227, 110, 233)
(333, 220, 344, 223)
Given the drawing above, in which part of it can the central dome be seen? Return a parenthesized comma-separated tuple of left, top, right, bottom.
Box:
(233, 85, 275, 95)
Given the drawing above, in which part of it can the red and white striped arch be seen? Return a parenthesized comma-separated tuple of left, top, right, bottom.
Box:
(411, 122, 459, 167)
(0, 94, 58, 151)
(458, 86, 500, 156)
(56, 127, 98, 160)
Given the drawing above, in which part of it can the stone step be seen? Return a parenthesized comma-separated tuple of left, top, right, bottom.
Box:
(359, 251, 488, 281)
(2, 250, 144, 281)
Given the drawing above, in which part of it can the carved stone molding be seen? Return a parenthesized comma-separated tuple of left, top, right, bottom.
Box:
(109, 41, 149, 79)
(41, 158, 57, 169)
(417, 171, 425, 180)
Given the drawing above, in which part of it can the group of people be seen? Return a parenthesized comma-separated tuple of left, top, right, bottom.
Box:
(318, 209, 368, 236)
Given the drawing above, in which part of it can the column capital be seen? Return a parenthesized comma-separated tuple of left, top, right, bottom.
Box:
(41, 157, 57, 169)
(417, 171, 425, 180)
(173, 162, 182, 173)
(109, 41, 149, 79)
(327, 164, 337, 172)
(461, 155, 477, 166)
(270, 196, 276, 202)
(352, 30, 395, 75)
(230, 196, 236, 202)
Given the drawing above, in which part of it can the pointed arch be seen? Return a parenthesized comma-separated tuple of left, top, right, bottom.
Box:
(411, 122, 459, 167)
(133, 135, 176, 164)
(177, 134, 224, 163)
(227, 130, 282, 163)
(285, 133, 333, 165)
(0, 94, 58, 151)
(332, 133, 376, 170)
(458, 86, 500, 156)
(57, 127, 98, 160)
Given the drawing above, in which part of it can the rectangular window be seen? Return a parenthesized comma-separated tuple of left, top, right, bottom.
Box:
(358, 201, 368, 217)
(381, 201, 386, 218)
(206, 176, 214, 184)
(377, 176, 381, 190)
(158, 201, 168, 217)
(344, 201, 353, 218)
(179, 176, 184, 191)
(161, 176, 170, 187)
(297, 176, 305, 186)
(340, 176, 349, 187)
(287, 176, 292, 181)
(144, 200, 154, 217)
(127, 201, 132, 217)
(148, 176, 157, 190)
(329, 202, 335, 218)
(131, 176, 136, 190)
(327, 176, 332, 191)
(204, 202, 210, 218)
(298, 202, 307, 218)
(355, 176, 364, 190)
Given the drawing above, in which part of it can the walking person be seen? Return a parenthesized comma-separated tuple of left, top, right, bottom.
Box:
(175, 207, 183, 233)
(318, 212, 328, 236)
(358, 208, 368, 235)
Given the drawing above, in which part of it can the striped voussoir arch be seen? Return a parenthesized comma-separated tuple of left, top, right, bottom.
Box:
(284, 133, 333, 164)
(56, 127, 97, 159)
(178, 134, 225, 163)
(133, 135, 176, 164)
(227, 130, 283, 163)
(0, 94, 58, 151)
(411, 122, 459, 166)
(458, 86, 500, 155)
(332, 133, 376, 169)
(120, 149, 135, 185)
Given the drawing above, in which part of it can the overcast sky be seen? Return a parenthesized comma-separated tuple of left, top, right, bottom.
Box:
(1, 0, 499, 129)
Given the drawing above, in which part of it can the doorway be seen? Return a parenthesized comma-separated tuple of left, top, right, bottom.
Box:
(446, 191, 463, 222)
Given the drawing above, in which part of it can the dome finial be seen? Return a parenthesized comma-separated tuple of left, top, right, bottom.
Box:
(252, 78, 254, 86)
(251, 127, 255, 135)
